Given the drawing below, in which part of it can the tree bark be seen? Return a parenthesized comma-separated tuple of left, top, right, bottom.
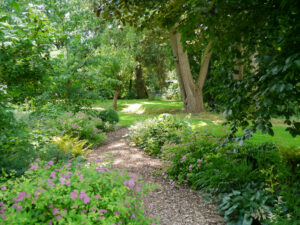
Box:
(169, 26, 212, 113)
(134, 64, 148, 99)
(113, 85, 122, 110)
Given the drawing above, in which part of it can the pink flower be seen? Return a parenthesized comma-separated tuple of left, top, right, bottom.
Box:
(66, 163, 71, 168)
(52, 208, 59, 215)
(49, 204, 53, 208)
(1, 186, 6, 190)
(113, 211, 120, 215)
(54, 215, 62, 220)
(123, 179, 135, 189)
(79, 174, 84, 181)
(189, 165, 193, 171)
(197, 164, 201, 167)
(79, 190, 87, 200)
(96, 168, 108, 173)
(81, 209, 87, 213)
(99, 209, 107, 213)
(70, 191, 78, 200)
(128, 173, 137, 178)
(131, 214, 136, 219)
(30, 164, 38, 170)
(119, 173, 124, 177)
(65, 180, 70, 186)
(83, 196, 90, 204)
(59, 177, 66, 185)
(17, 192, 26, 202)
(48, 161, 54, 166)
(64, 172, 73, 178)
(50, 172, 56, 179)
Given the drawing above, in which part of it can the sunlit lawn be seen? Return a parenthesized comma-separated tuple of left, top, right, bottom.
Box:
(94, 99, 300, 147)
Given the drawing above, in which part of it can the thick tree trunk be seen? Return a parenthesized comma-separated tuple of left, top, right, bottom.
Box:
(134, 64, 148, 99)
(169, 27, 212, 113)
(113, 85, 122, 110)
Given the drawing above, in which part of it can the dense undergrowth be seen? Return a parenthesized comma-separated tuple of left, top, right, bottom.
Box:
(130, 114, 300, 225)
(0, 99, 159, 223)
(0, 101, 120, 177)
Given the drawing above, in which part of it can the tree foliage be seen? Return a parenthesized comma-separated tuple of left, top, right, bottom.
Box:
(97, 0, 300, 138)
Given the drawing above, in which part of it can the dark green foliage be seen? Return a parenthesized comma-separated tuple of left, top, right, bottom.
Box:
(98, 108, 119, 124)
(218, 183, 275, 225)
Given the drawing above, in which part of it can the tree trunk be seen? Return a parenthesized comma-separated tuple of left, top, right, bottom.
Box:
(113, 85, 122, 110)
(169, 26, 212, 113)
(134, 64, 148, 99)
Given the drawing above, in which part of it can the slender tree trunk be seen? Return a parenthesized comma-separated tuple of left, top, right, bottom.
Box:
(135, 64, 148, 99)
(169, 27, 212, 113)
(113, 85, 122, 110)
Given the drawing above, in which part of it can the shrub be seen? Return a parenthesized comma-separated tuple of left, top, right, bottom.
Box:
(159, 133, 299, 224)
(52, 135, 92, 157)
(129, 114, 191, 156)
(0, 160, 157, 224)
(0, 86, 36, 176)
(98, 108, 119, 124)
(52, 112, 107, 146)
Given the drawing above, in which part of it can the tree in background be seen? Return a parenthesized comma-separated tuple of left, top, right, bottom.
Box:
(96, 0, 299, 139)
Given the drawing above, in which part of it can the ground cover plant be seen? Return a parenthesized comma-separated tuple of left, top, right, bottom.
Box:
(129, 114, 300, 224)
(0, 159, 157, 225)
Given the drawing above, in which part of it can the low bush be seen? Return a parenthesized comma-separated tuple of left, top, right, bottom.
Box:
(50, 112, 107, 146)
(98, 108, 119, 124)
(129, 114, 191, 156)
(0, 159, 157, 224)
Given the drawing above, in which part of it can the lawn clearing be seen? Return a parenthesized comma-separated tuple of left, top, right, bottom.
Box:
(94, 99, 300, 147)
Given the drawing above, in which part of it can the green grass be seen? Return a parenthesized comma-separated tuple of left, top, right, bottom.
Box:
(93, 99, 300, 147)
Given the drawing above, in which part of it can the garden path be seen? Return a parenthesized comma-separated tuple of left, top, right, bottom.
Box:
(88, 128, 223, 225)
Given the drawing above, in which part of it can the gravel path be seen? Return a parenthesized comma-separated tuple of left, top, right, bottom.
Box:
(88, 128, 223, 225)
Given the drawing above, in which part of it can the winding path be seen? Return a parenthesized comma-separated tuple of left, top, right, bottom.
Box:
(88, 128, 223, 225)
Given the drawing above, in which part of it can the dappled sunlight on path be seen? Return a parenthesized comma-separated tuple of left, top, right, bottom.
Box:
(88, 128, 223, 225)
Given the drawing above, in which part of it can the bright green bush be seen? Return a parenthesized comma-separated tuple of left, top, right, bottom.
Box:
(0, 160, 157, 224)
(129, 114, 191, 156)
(52, 135, 92, 157)
(98, 108, 119, 124)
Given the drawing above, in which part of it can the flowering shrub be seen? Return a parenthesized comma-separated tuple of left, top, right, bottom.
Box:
(0, 159, 157, 224)
(129, 114, 191, 156)
(54, 112, 107, 146)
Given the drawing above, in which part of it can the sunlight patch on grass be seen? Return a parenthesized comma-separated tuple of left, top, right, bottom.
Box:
(90, 107, 104, 111)
(212, 119, 224, 125)
(191, 121, 208, 129)
(121, 104, 145, 114)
